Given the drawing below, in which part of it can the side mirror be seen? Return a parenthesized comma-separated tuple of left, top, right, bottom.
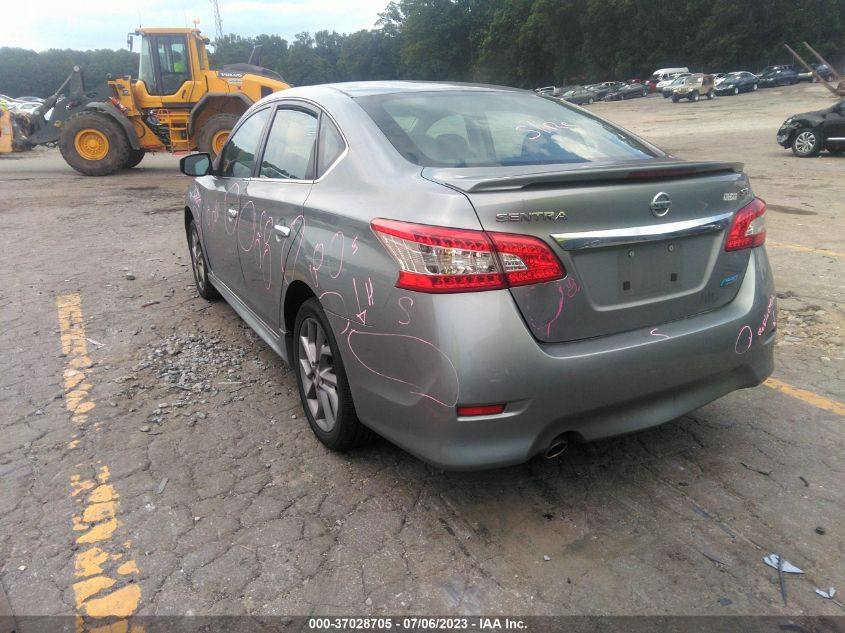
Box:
(180, 153, 212, 177)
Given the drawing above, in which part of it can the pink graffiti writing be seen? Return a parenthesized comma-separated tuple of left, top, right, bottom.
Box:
(283, 214, 306, 286)
(347, 330, 460, 408)
(352, 278, 366, 325)
(757, 295, 775, 336)
(328, 231, 345, 279)
(397, 296, 414, 326)
(735, 325, 753, 355)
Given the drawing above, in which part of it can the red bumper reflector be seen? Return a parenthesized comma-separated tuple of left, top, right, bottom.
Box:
(457, 404, 506, 417)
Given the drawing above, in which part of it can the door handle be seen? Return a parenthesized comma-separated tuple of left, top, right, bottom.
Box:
(227, 208, 238, 218)
(273, 223, 291, 238)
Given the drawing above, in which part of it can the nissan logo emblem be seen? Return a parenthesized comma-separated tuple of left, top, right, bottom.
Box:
(651, 192, 672, 217)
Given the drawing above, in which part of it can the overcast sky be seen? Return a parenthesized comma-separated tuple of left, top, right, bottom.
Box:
(1, 0, 390, 51)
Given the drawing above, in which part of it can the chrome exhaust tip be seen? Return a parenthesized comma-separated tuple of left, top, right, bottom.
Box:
(545, 439, 568, 459)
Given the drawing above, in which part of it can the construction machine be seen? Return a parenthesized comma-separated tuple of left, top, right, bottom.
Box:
(785, 42, 845, 98)
(1, 28, 290, 175)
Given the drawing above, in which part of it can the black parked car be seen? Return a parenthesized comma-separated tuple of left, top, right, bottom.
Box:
(715, 71, 759, 95)
(759, 67, 798, 87)
(797, 64, 835, 82)
(604, 82, 649, 101)
(776, 100, 845, 157)
(586, 82, 622, 99)
(560, 85, 597, 105)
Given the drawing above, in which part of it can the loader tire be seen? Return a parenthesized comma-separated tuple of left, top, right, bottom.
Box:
(197, 113, 239, 158)
(124, 149, 145, 169)
(60, 112, 130, 176)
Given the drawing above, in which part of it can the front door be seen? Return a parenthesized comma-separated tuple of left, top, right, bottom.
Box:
(822, 102, 845, 148)
(201, 107, 271, 295)
(239, 106, 319, 329)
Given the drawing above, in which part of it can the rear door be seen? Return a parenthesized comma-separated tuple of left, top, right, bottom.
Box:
(202, 107, 271, 295)
(239, 104, 319, 329)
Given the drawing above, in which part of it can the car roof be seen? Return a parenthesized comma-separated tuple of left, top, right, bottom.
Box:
(271, 81, 525, 101)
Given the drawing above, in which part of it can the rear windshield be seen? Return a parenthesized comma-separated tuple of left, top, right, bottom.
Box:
(356, 90, 657, 168)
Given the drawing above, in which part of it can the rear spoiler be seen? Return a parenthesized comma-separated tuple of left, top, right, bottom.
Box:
(423, 160, 744, 193)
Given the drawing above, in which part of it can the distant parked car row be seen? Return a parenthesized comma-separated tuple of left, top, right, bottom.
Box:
(0, 94, 46, 114)
(533, 61, 840, 109)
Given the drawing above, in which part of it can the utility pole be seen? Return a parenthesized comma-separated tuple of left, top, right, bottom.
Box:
(210, 0, 223, 41)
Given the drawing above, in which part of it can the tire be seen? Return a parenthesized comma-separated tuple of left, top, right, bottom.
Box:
(197, 113, 239, 158)
(588, 97, 594, 104)
(642, 89, 648, 97)
(663, 92, 670, 99)
(188, 219, 221, 300)
(753, 83, 758, 91)
(791, 128, 821, 157)
(689, 91, 699, 102)
(733, 86, 739, 96)
(294, 298, 373, 451)
(124, 149, 145, 169)
(672, 95, 680, 103)
(59, 111, 130, 176)
(707, 89, 715, 100)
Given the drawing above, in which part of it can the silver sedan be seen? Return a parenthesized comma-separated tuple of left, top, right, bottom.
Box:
(180, 81, 775, 470)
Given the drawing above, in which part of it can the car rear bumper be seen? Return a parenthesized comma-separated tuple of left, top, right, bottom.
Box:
(329, 248, 776, 471)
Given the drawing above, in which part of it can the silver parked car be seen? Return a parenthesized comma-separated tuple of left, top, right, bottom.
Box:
(180, 81, 775, 470)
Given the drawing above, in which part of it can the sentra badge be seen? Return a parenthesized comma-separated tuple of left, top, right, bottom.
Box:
(495, 211, 567, 222)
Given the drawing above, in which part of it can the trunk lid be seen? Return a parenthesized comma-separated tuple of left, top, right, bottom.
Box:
(424, 159, 754, 343)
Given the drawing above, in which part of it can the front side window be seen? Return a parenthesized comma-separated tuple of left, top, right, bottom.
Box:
(357, 90, 657, 168)
(219, 108, 271, 178)
(259, 109, 318, 180)
(156, 36, 190, 95)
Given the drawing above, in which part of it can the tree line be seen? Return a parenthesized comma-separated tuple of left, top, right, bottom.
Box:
(2, 0, 843, 99)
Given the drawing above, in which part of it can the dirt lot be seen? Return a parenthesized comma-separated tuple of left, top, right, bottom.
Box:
(0, 82, 843, 626)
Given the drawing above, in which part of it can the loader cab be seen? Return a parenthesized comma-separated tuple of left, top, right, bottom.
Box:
(131, 28, 209, 98)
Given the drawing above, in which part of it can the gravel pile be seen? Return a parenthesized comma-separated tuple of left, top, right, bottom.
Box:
(123, 332, 253, 428)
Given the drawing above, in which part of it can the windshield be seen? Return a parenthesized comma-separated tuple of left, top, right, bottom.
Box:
(356, 90, 657, 168)
(724, 73, 740, 80)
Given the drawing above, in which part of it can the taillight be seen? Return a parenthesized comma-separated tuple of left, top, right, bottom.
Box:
(371, 219, 565, 293)
(725, 197, 766, 251)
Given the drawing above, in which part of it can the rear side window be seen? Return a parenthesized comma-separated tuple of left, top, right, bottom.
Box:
(259, 109, 318, 180)
(357, 91, 656, 167)
(219, 108, 271, 178)
(317, 116, 345, 177)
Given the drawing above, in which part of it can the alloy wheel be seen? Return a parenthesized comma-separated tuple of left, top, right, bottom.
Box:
(190, 225, 206, 292)
(794, 131, 817, 155)
(298, 317, 339, 432)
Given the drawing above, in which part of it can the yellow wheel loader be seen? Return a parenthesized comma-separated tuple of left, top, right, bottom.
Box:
(11, 28, 290, 175)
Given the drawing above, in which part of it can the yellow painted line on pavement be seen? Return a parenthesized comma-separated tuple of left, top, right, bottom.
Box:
(56, 294, 96, 425)
(767, 240, 845, 258)
(764, 377, 845, 417)
(56, 294, 144, 632)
